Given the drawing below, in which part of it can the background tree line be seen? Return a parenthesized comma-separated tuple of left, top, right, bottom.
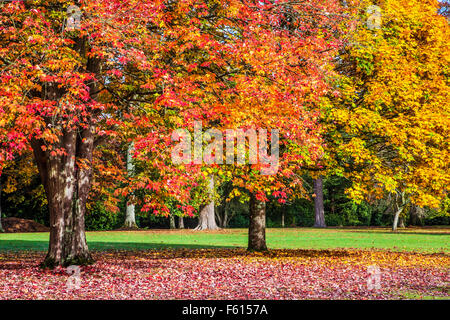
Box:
(1, 160, 448, 231)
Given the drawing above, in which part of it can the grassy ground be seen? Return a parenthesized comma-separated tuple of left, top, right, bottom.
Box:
(0, 227, 448, 253)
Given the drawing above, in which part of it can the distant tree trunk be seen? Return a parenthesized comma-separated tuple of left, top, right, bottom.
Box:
(169, 214, 176, 229)
(223, 208, 229, 228)
(123, 142, 137, 229)
(0, 179, 4, 233)
(281, 211, 285, 228)
(392, 207, 402, 232)
(215, 210, 223, 228)
(392, 192, 408, 232)
(248, 193, 267, 251)
(399, 217, 405, 228)
(410, 205, 424, 226)
(178, 216, 184, 229)
(217, 205, 230, 228)
(313, 177, 326, 228)
(195, 175, 219, 230)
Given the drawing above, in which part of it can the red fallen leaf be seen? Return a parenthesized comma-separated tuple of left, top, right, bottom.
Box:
(0, 249, 448, 300)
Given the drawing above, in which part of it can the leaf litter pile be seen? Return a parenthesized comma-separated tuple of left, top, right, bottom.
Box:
(0, 249, 448, 300)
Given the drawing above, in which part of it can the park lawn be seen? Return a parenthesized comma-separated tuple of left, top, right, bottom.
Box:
(0, 227, 448, 253)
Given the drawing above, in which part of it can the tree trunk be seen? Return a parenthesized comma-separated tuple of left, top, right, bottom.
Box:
(195, 175, 219, 230)
(169, 214, 176, 229)
(28, 36, 99, 268)
(392, 207, 402, 232)
(123, 142, 137, 229)
(399, 217, 405, 228)
(410, 205, 424, 226)
(281, 211, 285, 228)
(248, 193, 267, 251)
(215, 210, 223, 228)
(313, 177, 326, 228)
(178, 216, 184, 229)
(392, 192, 408, 232)
(223, 208, 229, 228)
(32, 127, 95, 268)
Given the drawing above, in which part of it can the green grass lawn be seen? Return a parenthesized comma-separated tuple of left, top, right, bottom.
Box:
(0, 227, 448, 253)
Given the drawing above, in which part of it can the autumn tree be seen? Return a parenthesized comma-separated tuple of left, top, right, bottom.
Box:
(207, 0, 345, 250)
(0, 0, 236, 266)
(324, 0, 449, 231)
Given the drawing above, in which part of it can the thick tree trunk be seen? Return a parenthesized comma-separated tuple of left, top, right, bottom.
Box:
(195, 175, 219, 230)
(123, 142, 137, 229)
(28, 35, 99, 268)
(32, 127, 95, 268)
(313, 177, 326, 228)
(169, 214, 176, 229)
(178, 216, 184, 229)
(248, 193, 267, 251)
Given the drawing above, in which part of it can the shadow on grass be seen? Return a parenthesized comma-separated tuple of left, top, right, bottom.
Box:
(0, 240, 358, 260)
(0, 239, 236, 252)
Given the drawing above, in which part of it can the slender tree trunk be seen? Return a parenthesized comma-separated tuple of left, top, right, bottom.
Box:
(195, 175, 219, 230)
(248, 193, 267, 251)
(169, 214, 176, 229)
(123, 142, 137, 229)
(223, 208, 229, 228)
(215, 210, 223, 228)
(399, 217, 405, 228)
(281, 211, 285, 228)
(313, 177, 326, 228)
(392, 207, 402, 232)
(178, 216, 184, 229)
(392, 192, 408, 232)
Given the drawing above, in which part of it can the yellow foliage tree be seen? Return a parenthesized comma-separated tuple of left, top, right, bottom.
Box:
(324, 0, 449, 230)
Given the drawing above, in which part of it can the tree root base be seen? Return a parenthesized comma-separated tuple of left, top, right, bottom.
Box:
(40, 253, 95, 269)
(194, 226, 221, 231)
(247, 246, 268, 252)
(122, 222, 139, 229)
